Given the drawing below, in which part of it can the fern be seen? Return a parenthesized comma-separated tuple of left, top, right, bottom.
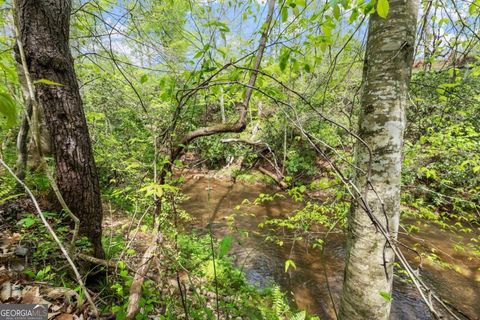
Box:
(0, 177, 17, 204)
(272, 285, 287, 318)
(290, 311, 307, 320)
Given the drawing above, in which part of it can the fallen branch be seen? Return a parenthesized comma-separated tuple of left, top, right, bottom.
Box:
(258, 166, 288, 189)
(76, 253, 118, 269)
(125, 230, 162, 320)
(221, 138, 286, 186)
(76, 252, 161, 284)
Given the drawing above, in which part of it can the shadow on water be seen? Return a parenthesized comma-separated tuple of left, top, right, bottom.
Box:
(180, 176, 480, 320)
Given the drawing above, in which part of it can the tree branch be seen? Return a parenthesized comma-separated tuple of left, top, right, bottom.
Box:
(170, 0, 276, 161)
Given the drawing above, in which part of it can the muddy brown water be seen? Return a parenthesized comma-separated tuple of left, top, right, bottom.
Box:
(180, 176, 480, 320)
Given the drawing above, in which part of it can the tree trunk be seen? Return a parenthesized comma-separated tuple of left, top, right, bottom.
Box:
(14, 0, 104, 258)
(339, 1, 419, 319)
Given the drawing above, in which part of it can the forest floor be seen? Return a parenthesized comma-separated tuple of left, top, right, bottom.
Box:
(1, 175, 479, 319)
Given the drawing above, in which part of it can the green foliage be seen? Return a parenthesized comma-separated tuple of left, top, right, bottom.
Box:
(15, 211, 91, 287)
(0, 176, 18, 204)
(405, 70, 480, 220)
(376, 0, 390, 18)
(33, 78, 64, 86)
(104, 232, 312, 319)
(102, 235, 126, 260)
(398, 67, 480, 273)
(25, 172, 51, 193)
(379, 291, 393, 302)
(218, 235, 233, 258)
(0, 92, 17, 128)
(17, 214, 37, 228)
(261, 199, 348, 242)
(0, 0, 478, 318)
(284, 259, 297, 272)
(284, 149, 317, 177)
(34, 266, 54, 281)
(0, 14, 19, 132)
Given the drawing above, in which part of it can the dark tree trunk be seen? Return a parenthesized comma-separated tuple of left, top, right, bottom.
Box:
(14, 0, 104, 258)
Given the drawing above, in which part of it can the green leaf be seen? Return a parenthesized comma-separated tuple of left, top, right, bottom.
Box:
(33, 78, 64, 86)
(35, 266, 51, 280)
(281, 7, 288, 22)
(284, 259, 297, 272)
(118, 260, 126, 270)
(291, 311, 306, 320)
(295, 0, 306, 7)
(364, 1, 375, 14)
(193, 50, 204, 59)
(0, 92, 17, 128)
(469, 3, 477, 15)
(377, 0, 389, 18)
(304, 63, 312, 73)
(218, 235, 233, 258)
(140, 74, 148, 84)
(0, 193, 23, 204)
(349, 8, 359, 24)
(17, 215, 36, 228)
(205, 20, 230, 32)
(333, 4, 341, 20)
(380, 291, 393, 302)
(279, 50, 291, 71)
(321, 23, 332, 37)
(23, 269, 35, 279)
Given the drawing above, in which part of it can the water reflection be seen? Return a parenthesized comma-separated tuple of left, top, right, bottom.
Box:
(180, 176, 479, 320)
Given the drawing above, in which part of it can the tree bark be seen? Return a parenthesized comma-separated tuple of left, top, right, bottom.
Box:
(339, 1, 419, 319)
(14, 0, 104, 258)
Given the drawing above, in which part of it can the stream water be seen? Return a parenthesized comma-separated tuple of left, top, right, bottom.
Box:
(180, 176, 480, 320)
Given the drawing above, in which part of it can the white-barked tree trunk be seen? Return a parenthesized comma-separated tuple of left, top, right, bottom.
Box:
(339, 1, 419, 319)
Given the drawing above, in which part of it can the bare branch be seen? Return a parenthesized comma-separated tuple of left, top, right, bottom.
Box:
(170, 0, 276, 161)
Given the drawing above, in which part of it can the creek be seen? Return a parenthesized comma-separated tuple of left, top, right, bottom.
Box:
(180, 176, 480, 320)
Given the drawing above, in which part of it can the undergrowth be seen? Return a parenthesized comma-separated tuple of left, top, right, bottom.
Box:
(7, 193, 317, 319)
